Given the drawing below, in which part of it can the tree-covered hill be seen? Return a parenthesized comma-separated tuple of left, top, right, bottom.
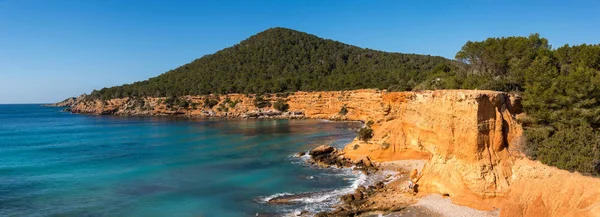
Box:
(89, 27, 455, 99)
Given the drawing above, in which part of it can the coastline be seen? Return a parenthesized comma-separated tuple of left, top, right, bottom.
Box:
(50, 89, 600, 216)
(51, 89, 511, 216)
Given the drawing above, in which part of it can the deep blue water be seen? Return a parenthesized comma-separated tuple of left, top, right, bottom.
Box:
(0, 105, 363, 217)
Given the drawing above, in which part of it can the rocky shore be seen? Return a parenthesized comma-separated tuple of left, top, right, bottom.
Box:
(274, 145, 497, 217)
(267, 145, 412, 216)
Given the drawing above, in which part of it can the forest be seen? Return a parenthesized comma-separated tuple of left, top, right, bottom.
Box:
(88, 27, 453, 98)
(88, 27, 600, 175)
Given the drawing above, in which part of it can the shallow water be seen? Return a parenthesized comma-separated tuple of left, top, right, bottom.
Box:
(0, 105, 363, 216)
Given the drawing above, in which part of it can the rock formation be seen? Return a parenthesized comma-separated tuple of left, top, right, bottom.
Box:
(46, 94, 87, 108)
(344, 91, 524, 209)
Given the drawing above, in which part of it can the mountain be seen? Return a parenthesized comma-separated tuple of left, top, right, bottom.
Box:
(89, 27, 455, 100)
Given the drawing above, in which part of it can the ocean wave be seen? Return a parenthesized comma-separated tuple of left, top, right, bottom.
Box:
(256, 167, 368, 214)
(256, 192, 294, 203)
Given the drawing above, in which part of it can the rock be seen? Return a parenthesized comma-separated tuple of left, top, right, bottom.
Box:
(294, 151, 305, 157)
(293, 210, 308, 216)
(309, 145, 335, 156)
(375, 181, 385, 190)
(46, 94, 87, 107)
(353, 156, 372, 167)
(340, 194, 354, 204)
(343, 90, 524, 210)
(353, 188, 364, 200)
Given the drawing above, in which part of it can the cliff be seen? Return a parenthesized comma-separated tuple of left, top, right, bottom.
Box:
(46, 94, 87, 107)
(67, 89, 600, 216)
(69, 90, 391, 119)
(344, 91, 524, 208)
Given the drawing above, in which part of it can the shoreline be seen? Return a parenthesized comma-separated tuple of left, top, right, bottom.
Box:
(49, 90, 508, 216)
(50, 89, 600, 216)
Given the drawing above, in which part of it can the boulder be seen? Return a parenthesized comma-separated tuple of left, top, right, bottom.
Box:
(309, 145, 335, 156)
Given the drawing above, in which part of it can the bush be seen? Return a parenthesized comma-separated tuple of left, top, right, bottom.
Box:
(273, 99, 289, 111)
(339, 105, 348, 116)
(253, 96, 271, 108)
(218, 104, 227, 112)
(203, 98, 219, 108)
(226, 99, 240, 108)
(275, 92, 290, 97)
(357, 127, 374, 141)
(177, 99, 189, 108)
(164, 96, 176, 108)
(366, 120, 375, 127)
(526, 124, 600, 175)
(223, 97, 232, 105)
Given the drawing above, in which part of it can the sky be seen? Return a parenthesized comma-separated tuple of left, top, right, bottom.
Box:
(1, 0, 599, 103)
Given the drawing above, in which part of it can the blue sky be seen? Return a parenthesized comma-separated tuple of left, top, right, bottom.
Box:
(1, 0, 599, 103)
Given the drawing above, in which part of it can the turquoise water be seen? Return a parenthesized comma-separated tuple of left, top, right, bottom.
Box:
(0, 105, 363, 217)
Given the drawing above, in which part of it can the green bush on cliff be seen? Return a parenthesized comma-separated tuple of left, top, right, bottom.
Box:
(177, 99, 189, 108)
(357, 127, 374, 141)
(253, 96, 271, 109)
(339, 105, 348, 116)
(273, 99, 289, 112)
(203, 98, 219, 108)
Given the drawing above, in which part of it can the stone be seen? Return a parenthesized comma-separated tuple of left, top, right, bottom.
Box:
(353, 189, 364, 200)
(309, 145, 334, 156)
(294, 151, 305, 157)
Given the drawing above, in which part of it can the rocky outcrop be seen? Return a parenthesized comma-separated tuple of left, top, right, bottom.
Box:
(337, 90, 600, 217)
(46, 94, 87, 108)
(67, 90, 390, 120)
(339, 90, 523, 209)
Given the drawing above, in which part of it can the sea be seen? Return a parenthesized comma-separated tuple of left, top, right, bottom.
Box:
(0, 104, 366, 217)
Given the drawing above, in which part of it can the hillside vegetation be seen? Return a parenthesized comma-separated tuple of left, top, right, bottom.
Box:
(446, 36, 600, 175)
(89, 27, 454, 99)
(87, 28, 600, 175)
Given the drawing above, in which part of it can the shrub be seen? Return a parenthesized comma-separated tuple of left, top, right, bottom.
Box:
(339, 105, 348, 116)
(218, 104, 227, 112)
(223, 97, 232, 105)
(526, 124, 600, 175)
(203, 98, 219, 108)
(253, 96, 271, 108)
(273, 99, 289, 111)
(275, 92, 289, 97)
(357, 127, 374, 141)
(177, 99, 189, 108)
(366, 120, 375, 127)
(191, 102, 199, 110)
(227, 99, 240, 108)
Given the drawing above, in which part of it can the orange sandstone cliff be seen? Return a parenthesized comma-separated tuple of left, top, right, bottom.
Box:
(70, 89, 600, 216)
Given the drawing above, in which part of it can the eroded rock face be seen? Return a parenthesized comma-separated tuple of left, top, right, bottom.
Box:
(67, 89, 390, 119)
(341, 91, 523, 208)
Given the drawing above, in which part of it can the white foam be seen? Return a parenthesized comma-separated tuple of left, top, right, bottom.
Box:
(257, 192, 293, 203)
